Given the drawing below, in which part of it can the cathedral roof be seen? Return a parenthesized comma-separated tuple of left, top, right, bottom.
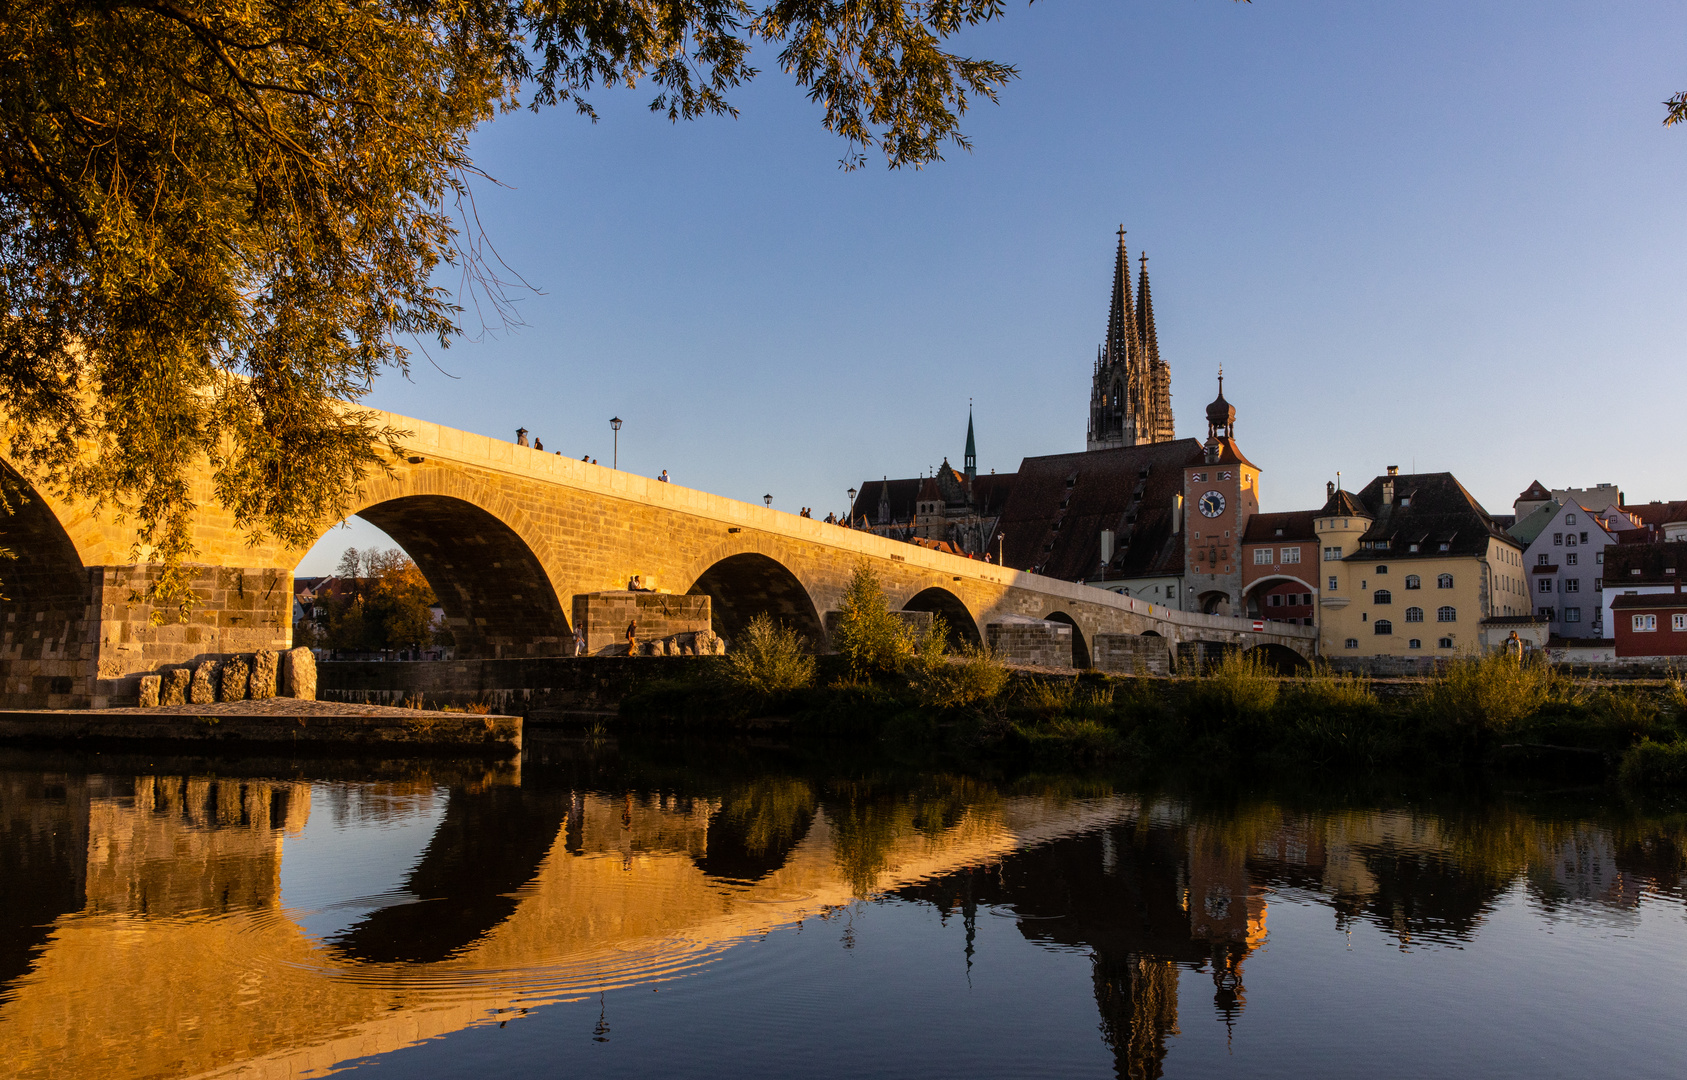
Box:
(996, 439, 1202, 581)
(1105, 227, 1137, 367)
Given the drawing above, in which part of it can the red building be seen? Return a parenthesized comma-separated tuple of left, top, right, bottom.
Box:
(1241, 510, 1319, 627)
(1610, 592, 1687, 658)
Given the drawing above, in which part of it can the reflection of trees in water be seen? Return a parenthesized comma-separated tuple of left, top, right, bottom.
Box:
(695, 778, 817, 884)
(822, 774, 1003, 895)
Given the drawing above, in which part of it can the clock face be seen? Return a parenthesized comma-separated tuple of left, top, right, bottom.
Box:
(1199, 490, 1226, 518)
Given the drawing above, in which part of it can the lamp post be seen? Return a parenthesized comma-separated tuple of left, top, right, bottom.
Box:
(846, 487, 856, 526)
(609, 416, 622, 470)
(763, 494, 773, 509)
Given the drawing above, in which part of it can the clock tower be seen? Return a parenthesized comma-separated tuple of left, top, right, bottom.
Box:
(1181, 371, 1260, 615)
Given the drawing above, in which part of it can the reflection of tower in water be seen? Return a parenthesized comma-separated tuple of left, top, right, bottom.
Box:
(1092, 954, 1180, 1080)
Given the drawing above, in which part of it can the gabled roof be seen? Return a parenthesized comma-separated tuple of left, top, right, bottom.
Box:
(1340, 472, 1514, 561)
(1610, 593, 1687, 611)
(1516, 479, 1552, 503)
(1243, 510, 1319, 543)
(1508, 500, 1562, 546)
(997, 439, 1203, 581)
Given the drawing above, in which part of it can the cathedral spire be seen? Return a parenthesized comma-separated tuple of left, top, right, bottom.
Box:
(1136, 252, 1159, 367)
(964, 403, 977, 493)
(1105, 225, 1136, 370)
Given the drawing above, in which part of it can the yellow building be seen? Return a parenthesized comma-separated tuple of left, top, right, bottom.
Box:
(1316, 468, 1527, 660)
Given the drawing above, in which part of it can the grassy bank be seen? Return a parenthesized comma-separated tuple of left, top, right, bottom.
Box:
(619, 563, 1687, 786)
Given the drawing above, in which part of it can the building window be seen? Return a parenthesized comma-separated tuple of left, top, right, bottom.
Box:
(1537, 554, 1549, 566)
(1564, 579, 1579, 593)
(1324, 546, 1343, 561)
(1566, 535, 1577, 547)
(1564, 608, 1580, 623)
(1329, 576, 1339, 591)
(1597, 552, 1604, 564)
(1254, 548, 1273, 565)
(1439, 542, 1450, 552)
(1538, 578, 1554, 594)
(1269, 594, 1282, 606)
(1282, 548, 1301, 564)
(1408, 638, 1422, 649)
(1566, 553, 1578, 566)
(1168, 586, 1178, 600)
(1634, 614, 1657, 632)
(1437, 606, 1457, 622)
(1302, 593, 1313, 605)
(1566, 513, 1576, 525)
(1538, 606, 1555, 619)
(1675, 614, 1687, 632)
(1554, 533, 1562, 545)
(1376, 565, 1389, 574)
(1405, 574, 1421, 589)
(1438, 637, 1454, 649)
(1405, 606, 1423, 622)
(1437, 574, 1453, 588)
(1409, 543, 1420, 552)
(1580, 532, 1588, 543)
(1375, 620, 1393, 635)
(1345, 638, 1359, 649)
(1373, 589, 1392, 604)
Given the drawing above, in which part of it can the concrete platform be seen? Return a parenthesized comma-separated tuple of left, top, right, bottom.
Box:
(0, 699, 520, 755)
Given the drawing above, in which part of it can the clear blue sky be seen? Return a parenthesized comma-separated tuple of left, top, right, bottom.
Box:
(298, 0, 1687, 574)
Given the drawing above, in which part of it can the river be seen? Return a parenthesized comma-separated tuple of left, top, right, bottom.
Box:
(2, 734, 1684, 1079)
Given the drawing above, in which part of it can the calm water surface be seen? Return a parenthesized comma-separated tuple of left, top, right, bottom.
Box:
(3, 737, 1685, 1079)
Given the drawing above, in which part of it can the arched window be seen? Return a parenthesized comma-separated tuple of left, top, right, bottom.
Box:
(1437, 606, 1457, 622)
(1405, 607, 1423, 622)
(1408, 638, 1422, 649)
(1438, 637, 1454, 649)
(1405, 574, 1421, 590)
(1376, 565, 1389, 574)
(1374, 620, 1393, 635)
(1437, 574, 1454, 588)
(1373, 589, 1392, 604)
(1344, 638, 1359, 649)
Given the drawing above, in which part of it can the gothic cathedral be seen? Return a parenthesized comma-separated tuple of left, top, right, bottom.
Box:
(1087, 228, 1175, 450)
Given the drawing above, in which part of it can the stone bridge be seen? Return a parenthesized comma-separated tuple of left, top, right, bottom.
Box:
(0, 409, 1314, 707)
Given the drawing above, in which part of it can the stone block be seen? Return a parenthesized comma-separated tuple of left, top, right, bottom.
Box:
(250, 650, 278, 699)
(138, 674, 161, 708)
(284, 647, 316, 700)
(190, 661, 218, 705)
(986, 618, 1072, 668)
(219, 656, 251, 702)
(162, 667, 191, 706)
(1093, 634, 1172, 677)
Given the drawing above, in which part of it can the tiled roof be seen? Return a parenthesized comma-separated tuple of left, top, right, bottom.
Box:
(1610, 593, 1687, 610)
(1602, 541, 1687, 585)
(1508, 500, 1561, 545)
(996, 439, 1202, 580)
(1318, 489, 1369, 517)
(1243, 510, 1319, 543)
(1340, 472, 1514, 562)
(1516, 479, 1552, 503)
(1621, 500, 1687, 527)
(848, 472, 1016, 526)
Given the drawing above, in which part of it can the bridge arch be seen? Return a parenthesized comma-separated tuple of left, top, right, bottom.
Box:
(1243, 642, 1310, 673)
(339, 494, 572, 657)
(687, 552, 825, 648)
(0, 464, 93, 705)
(901, 587, 982, 647)
(1043, 610, 1091, 669)
(1243, 574, 1317, 618)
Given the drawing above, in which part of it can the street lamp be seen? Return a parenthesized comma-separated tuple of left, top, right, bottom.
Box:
(609, 416, 622, 470)
(763, 494, 773, 509)
(846, 487, 856, 526)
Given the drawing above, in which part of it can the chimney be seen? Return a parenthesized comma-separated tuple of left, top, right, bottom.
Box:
(1327, 480, 1335, 500)
(1387, 465, 1399, 476)
(1382, 479, 1394, 505)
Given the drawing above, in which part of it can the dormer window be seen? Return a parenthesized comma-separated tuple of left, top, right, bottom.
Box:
(1399, 497, 1411, 507)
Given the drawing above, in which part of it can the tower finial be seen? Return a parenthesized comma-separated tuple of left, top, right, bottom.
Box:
(1117, 224, 1126, 245)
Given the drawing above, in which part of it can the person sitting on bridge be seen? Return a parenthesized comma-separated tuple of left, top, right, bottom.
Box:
(534, 437, 543, 451)
(658, 469, 669, 482)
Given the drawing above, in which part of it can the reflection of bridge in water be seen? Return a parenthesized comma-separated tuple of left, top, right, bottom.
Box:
(2, 755, 1683, 1080)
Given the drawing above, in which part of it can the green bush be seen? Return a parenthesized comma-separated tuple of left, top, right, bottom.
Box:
(723, 614, 816, 698)
(912, 642, 1010, 709)
(1015, 717, 1126, 760)
(1282, 661, 1377, 711)
(1418, 651, 1571, 737)
(1183, 649, 1280, 726)
(1619, 738, 1687, 787)
(831, 561, 914, 678)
